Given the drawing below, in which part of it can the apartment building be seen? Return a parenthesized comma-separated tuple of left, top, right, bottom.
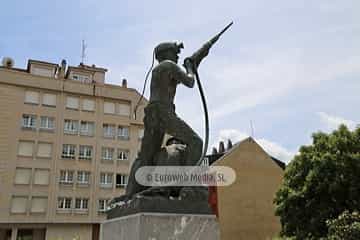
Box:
(0, 59, 146, 240)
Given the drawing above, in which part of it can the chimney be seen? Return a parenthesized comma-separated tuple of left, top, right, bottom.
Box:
(122, 78, 127, 88)
(227, 139, 233, 150)
(1, 57, 14, 68)
(212, 147, 218, 155)
(218, 141, 225, 153)
(58, 59, 67, 78)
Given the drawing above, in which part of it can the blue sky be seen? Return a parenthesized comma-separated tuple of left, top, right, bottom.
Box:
(1, 0, 359, 163)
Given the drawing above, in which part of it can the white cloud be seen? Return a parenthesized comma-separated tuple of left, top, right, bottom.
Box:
(256, 138, 294, 164)
(317, 112, 357, 131)
(213, 129, 294, 164)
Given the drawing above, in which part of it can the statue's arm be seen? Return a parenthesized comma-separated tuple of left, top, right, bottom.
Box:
(170, 62, 195, 88)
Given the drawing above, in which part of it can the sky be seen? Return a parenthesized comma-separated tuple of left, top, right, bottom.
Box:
(1, 0, 359, 164)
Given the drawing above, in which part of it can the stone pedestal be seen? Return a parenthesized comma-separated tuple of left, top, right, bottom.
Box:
(101, 213, 219, 240)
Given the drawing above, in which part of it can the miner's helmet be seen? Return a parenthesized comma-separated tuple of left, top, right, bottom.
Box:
(154, 41, 184, 61)
(166, 137, 184, 146)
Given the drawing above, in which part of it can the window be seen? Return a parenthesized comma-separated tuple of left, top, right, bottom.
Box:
(79, 145, 92, 160)
(24, 91, 39, 104)
(138, 128, 144, 140)
(14, 168, 31, 184)
(61, 144, 76, 159)
(66, 96, 79, 109)
(40, 116, 55, 130)
(98, 199, 110, 212)
(37, 143, 52, 158)
(59, 170, 74, 184)
(17, 229, 33, 240)
(117, 149, 129, 161)
(100, 173, 113, 188)
(75, 198, 89, 210)
(82, 99, 95, 111)
(103, 124, 116, 138)
(117, 126, 129, 140)
(42, 93, 56, 107)
(64, 119, 79, 134)
(80, 121, 95, 136)
(104, 102, 115, 114)
(116, 174, 128, 188)
(101, 147, 114, 161)
(32, 67, 53, 77)
(33, 169, 49, 185)
(118, 103, 131, 116)
(77, 171, 90, 184)
(201, 157, 210, 167)
(11, 196, 27, 213)
(22, 114, 36, 129)
(18, 141, 34, 157)
(31, 197, 47, 213)
(58, 197, 72, 209)
(72, 74, 91, 83)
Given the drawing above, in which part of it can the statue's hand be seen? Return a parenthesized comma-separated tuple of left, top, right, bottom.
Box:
(167, 144, 187, 155)
(183, 57, 196, 73)
(174, 144, 187, 152)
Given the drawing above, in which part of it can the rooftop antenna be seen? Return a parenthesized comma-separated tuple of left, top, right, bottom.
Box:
(81, 39, 87, 64)
(250, 120, 255, 138)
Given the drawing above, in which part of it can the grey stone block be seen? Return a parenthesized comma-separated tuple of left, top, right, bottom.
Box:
(101, 213, 219, 240)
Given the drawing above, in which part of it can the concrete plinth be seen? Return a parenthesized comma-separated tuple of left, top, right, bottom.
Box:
(101, 213, 219, 240)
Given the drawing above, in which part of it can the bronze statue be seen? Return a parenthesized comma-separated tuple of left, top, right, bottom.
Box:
(110, 22, 233, 207)
(125, 41, 203, 199)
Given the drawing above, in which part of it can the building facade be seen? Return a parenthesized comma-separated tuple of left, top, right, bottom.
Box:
(213, 137, 285, 240)
(0, 59, 146, 240)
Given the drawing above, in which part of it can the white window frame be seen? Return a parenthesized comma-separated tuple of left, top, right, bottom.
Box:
(37, 142, 52, 158)
(117, 126, 129, 140)
(18, 141, 34, 157)
(80, 121, 95, 136)
(75, 198, 89, 211)
(72, 74, 91, 83)
(138, 128, 144, 140)
(101, 147, 114, 161)
(77, 171, 90, 185)
(32, 67, 53, 77)
(66, 96, 79, 110)
(42, 93, 56, 107)
(117, 149, 129, 161)
(22, 114, 36, 129)
(117, 103, 131, 116)
(11, 196, 28, 213)
(57, 197, 72, 210)
(79, 145, 92, 160)
(82, 99, 95, 112)
(24, 91, 39, 105)
(104, 102, 115, 114)
(33, 169, 50, 185)
(98, 199, 110, 213)
(40, 116, 55, 131)
(103, 124, 116, 138)
(30, 197, 48, 213)
(14, 168, 32, 185)
(201, 157, 210, 166)
(100, 173, 113, 188)
(64, 119, 79, 135)
(116, 174, 128, 188)
(59, 170, 74, 184)
(61, 144, 76, 159)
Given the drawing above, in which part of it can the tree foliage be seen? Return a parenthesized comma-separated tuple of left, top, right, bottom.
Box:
(274, 125, 360, 239)
(326, 210, 360, 240)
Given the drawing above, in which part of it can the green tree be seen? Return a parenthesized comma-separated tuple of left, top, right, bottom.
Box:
(326, 210, 360, 240)
(274, 125, 360, 239)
